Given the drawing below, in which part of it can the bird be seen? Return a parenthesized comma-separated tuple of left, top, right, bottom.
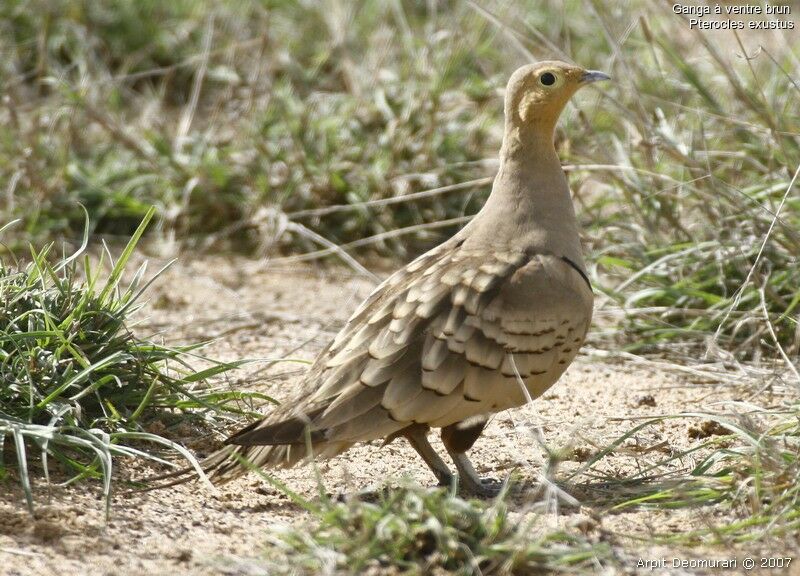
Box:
(158, 61, 608, 497)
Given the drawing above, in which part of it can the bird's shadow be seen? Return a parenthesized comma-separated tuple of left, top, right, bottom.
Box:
(504, 471, 716, 517)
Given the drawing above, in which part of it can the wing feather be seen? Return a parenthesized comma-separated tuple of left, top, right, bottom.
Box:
(231, 245, 592, 451)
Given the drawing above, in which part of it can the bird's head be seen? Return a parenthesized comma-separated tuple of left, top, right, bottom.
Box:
(504, 61, 610, 137)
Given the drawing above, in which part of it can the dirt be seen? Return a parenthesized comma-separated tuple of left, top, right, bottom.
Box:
(1, 254, 798, 575)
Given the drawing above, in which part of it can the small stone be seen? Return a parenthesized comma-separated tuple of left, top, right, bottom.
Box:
(635, 394, 657, 407)
(571, 446, 592, 462)
(175, 549, 192, 563)
(567, 513, 597, 534)
(688, 420, 728, 439)
(32, 520, 63, 542)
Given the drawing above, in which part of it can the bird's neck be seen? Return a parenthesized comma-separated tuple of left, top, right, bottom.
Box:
(499, 119, 558, 163)
(495, 122, 566, 207)
(463, 123, 586, 268)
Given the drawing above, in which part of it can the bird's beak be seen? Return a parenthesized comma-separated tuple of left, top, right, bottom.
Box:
(580, 70, 611, 84)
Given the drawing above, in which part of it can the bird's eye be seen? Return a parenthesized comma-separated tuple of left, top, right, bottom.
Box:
(540, 72, 556, 86)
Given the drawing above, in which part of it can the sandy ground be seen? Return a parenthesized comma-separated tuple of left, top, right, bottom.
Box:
(1, 254, 798, 575)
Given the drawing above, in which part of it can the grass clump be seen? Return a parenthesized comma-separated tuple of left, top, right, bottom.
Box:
(570, 407, 800, 544)
(3, 0, 798, 357)
(0, 0, 499, 255)
(678, 409, 800, 543)
(0, 209, 259, 511)
(271, 483, 611, 575)
(547, 2, 800, 357)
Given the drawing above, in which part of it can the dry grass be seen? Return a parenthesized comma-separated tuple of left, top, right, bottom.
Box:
(1, 0, 799, 573)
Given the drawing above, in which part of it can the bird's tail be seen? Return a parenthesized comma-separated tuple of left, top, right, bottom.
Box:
(204, 442, 314, 482)
(138, 405, 357, 491)
(137, 443, 305, 491)
(138, 438, 350, 491)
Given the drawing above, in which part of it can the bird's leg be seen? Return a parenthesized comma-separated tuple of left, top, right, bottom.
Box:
(441, 418, 502, 498)
(446, 451, 501, 497)
(403, 424, 454, 486)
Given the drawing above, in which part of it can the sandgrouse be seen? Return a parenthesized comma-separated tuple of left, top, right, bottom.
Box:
(174, 61, 607, 496)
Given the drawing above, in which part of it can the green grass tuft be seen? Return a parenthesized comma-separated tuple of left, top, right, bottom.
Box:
(0, 209, 264, 512)
(2, 0, 798, 357)
(569, 407, 800, 544)
(270, 482, 612, 575)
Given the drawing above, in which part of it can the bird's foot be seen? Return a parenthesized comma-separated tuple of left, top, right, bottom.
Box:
(457, 475, 504, 498)
(446, 451, 505, 498)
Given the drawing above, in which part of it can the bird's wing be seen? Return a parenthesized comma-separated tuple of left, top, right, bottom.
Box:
(228, 242, 592, 447)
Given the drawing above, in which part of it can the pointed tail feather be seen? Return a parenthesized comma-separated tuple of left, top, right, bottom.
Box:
(136, 440, 341, 492)
(136, 406, 353, 491)
(205, 440, 356, 481)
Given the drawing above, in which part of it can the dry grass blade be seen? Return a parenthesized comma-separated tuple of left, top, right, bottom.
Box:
(710, 162, 800, 354)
